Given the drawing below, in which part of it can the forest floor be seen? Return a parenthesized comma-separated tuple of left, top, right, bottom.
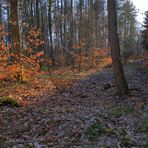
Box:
(0, 61, 148, 148)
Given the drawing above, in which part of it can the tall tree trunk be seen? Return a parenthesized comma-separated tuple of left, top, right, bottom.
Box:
(10, 0, 20, 57)
(30, 1, 34, 27)
(78, 0, 83, 72)
(36, 0, 40, 29)
(7, 5, 11, 45)
(10, 0, 24, 82)
(0, 1, 2, 43)
(0, 1, 2, 24)
(70, 0, 73, 50)
(48, 0, 55, 66)
(107, 0, 129, 96)
(63, 0, 68, 66)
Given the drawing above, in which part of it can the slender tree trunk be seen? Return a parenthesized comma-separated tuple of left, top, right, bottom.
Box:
(79, 0, 83, 72)
(36, 0, 40, 29)
(107, 0, 129, 96)
(30, 1, 34, 27)
(0, 1, 2, 43)
(48, 0, 55, 66)
(7, 5, 11, 45)
(63, 0, 68, 66)
(70, 0, 73, 50)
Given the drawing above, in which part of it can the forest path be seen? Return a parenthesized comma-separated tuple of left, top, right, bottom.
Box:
(0, 62, 147, 147)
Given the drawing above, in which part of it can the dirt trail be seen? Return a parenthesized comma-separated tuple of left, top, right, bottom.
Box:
(0, 63, 147, 147)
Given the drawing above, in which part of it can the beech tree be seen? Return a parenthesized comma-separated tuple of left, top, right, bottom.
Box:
(1, 0, 108, 66)
(107, 0, 129, 96)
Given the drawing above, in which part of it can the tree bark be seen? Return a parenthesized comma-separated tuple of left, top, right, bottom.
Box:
(36, 0, 40, 29)
(107, 0, 129, 96)
(48, 0, 55, 66)
(10, 0, 20, 57)
(0, 1, 2, 24)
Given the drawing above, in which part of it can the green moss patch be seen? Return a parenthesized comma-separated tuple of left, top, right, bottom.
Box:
(0, 96, 20, 107)
(112, 105, 135, 117)
(86, 121, 116, 140)
(86, 122, 105, 140)
(143, 118, 148, 128)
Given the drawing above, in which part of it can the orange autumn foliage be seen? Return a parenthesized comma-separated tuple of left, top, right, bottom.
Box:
(0, 25, 44, 81)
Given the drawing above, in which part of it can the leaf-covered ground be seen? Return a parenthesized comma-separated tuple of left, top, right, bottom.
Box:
(0, 62, 147, 148)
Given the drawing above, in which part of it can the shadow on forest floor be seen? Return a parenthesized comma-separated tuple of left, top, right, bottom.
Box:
(0, 61, 147, 147)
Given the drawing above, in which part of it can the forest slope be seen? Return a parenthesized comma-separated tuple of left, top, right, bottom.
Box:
(0, 62, 147, 147)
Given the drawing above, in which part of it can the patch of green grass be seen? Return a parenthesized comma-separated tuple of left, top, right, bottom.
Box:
(40, 64, 60, 71)
(103, 144, 108, 148)
(38, 73, 74, 80)
(38, 74, 51, 79)
(86, 122, 116, 140)
(143, 118, 148, 128)
(112, 105, 135, 117)
(86, 122, 105, 140)
(112, 107, 124, 117)
(138, 118, 148, 133)
(41, 65, 49, 71)
(0, 96, 20, 107)
(51, 74, 74, 80)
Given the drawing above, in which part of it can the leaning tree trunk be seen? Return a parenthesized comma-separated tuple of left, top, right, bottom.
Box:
(107, 0, 129, 96)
